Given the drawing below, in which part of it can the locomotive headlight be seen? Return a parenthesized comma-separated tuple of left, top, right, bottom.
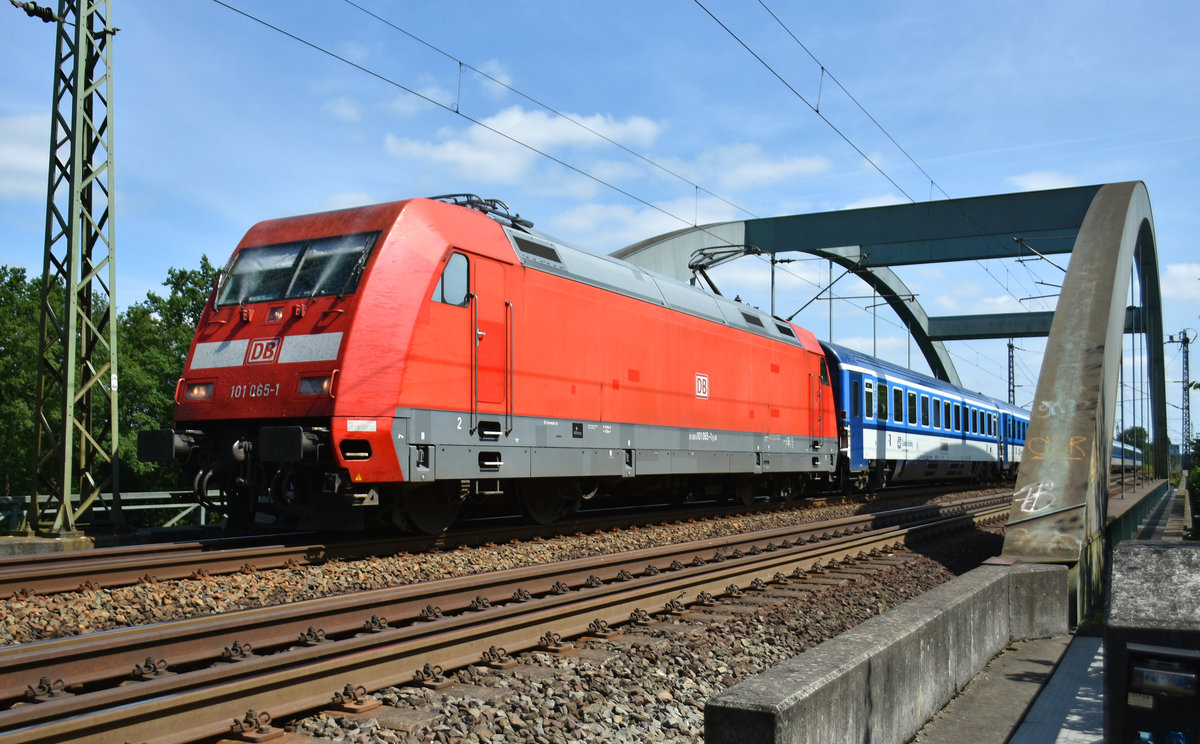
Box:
(298, 374, 333, 396)
(184, 382, 214, 401)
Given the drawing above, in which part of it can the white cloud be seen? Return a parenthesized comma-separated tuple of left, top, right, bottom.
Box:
(322, 191, 374, 210)
(1161, 263, 1200, 303)
(338, 41, 371, 65)
(670, 144, 829, 192)
(384, 105, 663, 184)
(842, 193, 907, 210)
(836, 334, 912, 364)
(389, 83, 457, 118)
(1007, 171, 1081, 191)
(485, 106, 660, 150)
(473, 59, 513, 101)
(0, 113, 48, 201)
(543, 193, 743, 255)
(323, 97, 361, 122)
(929, 278, 1027, 315)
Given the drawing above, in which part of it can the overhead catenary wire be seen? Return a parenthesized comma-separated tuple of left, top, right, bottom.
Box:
(209, 0, 730, 244)
(211, 0, 1045, 397)
(700, 0, 1055, 314)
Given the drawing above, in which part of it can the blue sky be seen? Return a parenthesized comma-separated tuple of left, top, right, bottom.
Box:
(1, 1, 1198, 446)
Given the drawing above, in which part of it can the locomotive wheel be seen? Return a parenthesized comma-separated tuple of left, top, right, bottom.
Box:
(395, 483, 462, 535)
(519, 480, 574, 524)
(775, 477, 801, 503)
(732, 476, 756, 506)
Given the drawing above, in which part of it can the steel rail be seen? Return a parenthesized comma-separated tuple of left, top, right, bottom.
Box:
(0, 494, 1005, 705)
(0, 502, 1007, 743)
(0, 484, 1003, 599)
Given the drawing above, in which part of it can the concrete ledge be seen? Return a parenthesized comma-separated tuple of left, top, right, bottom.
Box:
(0, 535, 95, 555)
(705, 562, 1068, 744)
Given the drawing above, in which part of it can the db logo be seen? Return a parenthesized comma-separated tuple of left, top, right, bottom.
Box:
(695, 373, 709, 399)
(246, 338, 282, 365)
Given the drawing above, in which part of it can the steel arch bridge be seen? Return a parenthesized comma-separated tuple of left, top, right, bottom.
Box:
(614, 182, 1165, 612)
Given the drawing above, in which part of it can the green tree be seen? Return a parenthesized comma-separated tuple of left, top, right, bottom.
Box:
(117, 256, 220, 491)
(0, 267, 41, 503)
(1119, 426, 1150, 450)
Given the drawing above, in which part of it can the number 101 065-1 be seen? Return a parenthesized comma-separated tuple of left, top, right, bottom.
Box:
(230, 383, 280, 399)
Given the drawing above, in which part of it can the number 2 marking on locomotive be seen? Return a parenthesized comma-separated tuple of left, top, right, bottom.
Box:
(456, 416, 463, 430)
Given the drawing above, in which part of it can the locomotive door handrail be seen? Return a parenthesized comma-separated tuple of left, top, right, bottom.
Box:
(505, 301, 513, 435)
(469, 291, 479, 434)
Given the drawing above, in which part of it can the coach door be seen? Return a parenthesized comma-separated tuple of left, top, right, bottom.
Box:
(469, 256, 511, 431)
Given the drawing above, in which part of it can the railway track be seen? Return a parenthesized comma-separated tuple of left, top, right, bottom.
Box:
(0, 494, 1007, 744)
(0, 484, 1001, 599)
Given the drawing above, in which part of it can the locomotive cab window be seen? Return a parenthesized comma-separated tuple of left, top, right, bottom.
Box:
(433, 252, 470, 306)
(215, 232, 377, 306)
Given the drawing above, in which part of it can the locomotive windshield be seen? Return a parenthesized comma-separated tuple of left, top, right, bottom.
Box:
(215, 231, 378, 306)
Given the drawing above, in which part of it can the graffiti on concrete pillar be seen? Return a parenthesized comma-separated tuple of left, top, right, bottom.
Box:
(1035, 399, 1077, 418)
(1025, 435, 1089, 461)
(1013, 481, 1057, 513)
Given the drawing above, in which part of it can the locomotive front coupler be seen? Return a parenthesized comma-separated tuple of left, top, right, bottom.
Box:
(137, 428, 201, 463)
(258, 425, 324, 463)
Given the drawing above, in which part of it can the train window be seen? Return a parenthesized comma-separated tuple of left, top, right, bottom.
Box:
(971, 408, 978, 434)
(933, 398, 942, 429)
(920, 395, 930, 427)
(433, 253, 470, 306)
(878, 383, 888, 420)
(954, 403, 961, 432)
(852, 380, 861, 419)
(217, 244, 299, 305)
(286, 233, 376, 299)
(819, 358, 830, 385)
(893, 387, 903, 423)
(907, 392, 917, 424)
(944, 401, 952, 430)
(215, 232, 378, 306)
(864, 381, 875, 419)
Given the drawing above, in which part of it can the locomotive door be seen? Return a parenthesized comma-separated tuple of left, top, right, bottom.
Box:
(470, 256, 510, 415)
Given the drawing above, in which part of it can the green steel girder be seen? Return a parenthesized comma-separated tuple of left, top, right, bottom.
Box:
(741, 184, 1103, 267)
(25, 0, 122, 536)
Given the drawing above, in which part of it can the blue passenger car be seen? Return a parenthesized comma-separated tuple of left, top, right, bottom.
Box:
(819, 342, 1030, 489)
(1110, 442, 1143, 471)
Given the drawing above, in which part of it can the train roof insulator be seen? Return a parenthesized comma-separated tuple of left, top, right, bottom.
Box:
(431, 193, 534, 231)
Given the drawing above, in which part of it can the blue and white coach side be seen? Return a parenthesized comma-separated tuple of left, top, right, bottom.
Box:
(819, 341, 1030, 490)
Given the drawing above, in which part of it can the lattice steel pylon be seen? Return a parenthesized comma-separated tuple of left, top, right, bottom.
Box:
(20, 0, 123, 535)
(1171, 330, 1192, 471)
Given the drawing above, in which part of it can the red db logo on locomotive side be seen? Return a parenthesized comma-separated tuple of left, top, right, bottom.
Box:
(246, 338, 282, 365)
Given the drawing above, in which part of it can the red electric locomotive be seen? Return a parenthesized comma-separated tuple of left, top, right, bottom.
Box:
(139, 196, 839, 532)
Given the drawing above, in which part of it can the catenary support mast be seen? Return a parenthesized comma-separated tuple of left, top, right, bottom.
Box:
(20, 0, 123, 535)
